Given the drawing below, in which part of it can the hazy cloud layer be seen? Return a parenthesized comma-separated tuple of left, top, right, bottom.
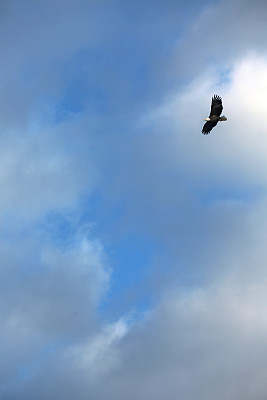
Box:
(1, 0, 267, 399)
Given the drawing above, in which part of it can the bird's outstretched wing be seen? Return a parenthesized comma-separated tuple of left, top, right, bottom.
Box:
(210, 95, 223, 117)
(202, 120, 218, 135)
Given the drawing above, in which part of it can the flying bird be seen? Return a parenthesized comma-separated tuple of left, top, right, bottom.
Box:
(202, 95, 227, 135)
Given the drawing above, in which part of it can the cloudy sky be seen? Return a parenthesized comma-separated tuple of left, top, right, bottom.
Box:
(1, 0, 267, 398)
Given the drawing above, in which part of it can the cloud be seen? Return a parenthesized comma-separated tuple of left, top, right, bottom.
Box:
(0, 230, 110, 397)
(92, 276, 267, 400)
(167, 0, 267, 83)
(0, 116, 100, 223)
(8, 234, 267, 400)
(1, 0, 267, 399)
(101, 55, 267, 234)
(2, 50, 267, 400)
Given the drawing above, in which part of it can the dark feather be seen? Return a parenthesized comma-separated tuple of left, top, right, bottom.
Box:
(210, 95, 223, 117)
(202, 120, 218, 135)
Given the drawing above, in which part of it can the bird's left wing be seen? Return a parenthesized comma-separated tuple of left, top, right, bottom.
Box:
(210, 95, 223, 117)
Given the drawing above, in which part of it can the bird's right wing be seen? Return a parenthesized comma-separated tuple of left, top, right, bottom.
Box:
(202, 120, 217, 134)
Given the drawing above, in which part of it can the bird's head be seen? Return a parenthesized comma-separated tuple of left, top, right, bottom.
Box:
(204, 118, 210, 121)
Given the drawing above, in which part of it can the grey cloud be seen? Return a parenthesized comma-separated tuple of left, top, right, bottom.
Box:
(0, 0, 214, 130)
(103, 279, 267, 400)
(9, 257, 267, 400)
(0, 231, 109, 397)
(1, 0, 267, 399)
(168, 0, 267, 83)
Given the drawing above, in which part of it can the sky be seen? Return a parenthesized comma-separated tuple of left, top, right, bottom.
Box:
(2, 0, 267, 398)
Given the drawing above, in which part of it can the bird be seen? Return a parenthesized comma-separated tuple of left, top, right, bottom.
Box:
(202, 95, 227, 134)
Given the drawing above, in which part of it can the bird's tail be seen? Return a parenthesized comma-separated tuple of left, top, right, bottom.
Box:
(219, 115, 227, 121)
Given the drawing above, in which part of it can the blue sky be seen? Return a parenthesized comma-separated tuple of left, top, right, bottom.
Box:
(2, 0, 267, 398)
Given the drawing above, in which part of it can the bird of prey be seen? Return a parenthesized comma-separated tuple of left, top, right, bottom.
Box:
(202, 95, 227, 135)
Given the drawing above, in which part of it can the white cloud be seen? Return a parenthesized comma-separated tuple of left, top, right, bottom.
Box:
(68, 317, 129, 378)
(0, 116, 98, 223)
